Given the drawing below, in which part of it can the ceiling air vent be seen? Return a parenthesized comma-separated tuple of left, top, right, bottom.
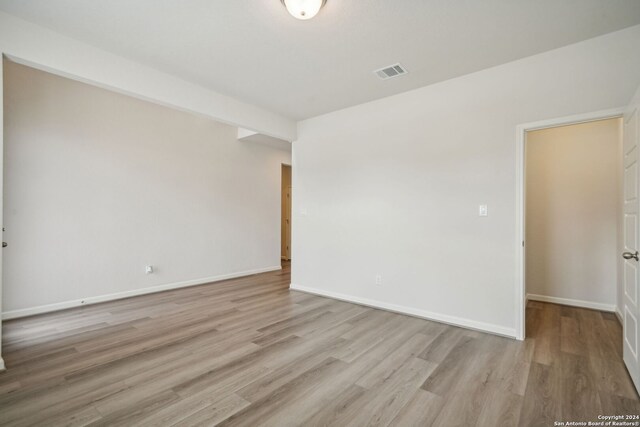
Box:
(374, 63, 408, 80)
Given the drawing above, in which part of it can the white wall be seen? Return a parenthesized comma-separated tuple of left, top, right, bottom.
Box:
(291, 25, 640, 337)
(2, 60, 291, 316)
(525, 119, 621, 310)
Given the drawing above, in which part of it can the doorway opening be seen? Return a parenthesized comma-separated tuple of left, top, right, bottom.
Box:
(281, 164, 292, 269)
(516, 109, 625, 341)
(524, 118, 623, 368)
(525, 117, 621, 312)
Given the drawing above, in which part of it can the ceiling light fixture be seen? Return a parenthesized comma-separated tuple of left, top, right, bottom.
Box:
(280, 0, 327, 20)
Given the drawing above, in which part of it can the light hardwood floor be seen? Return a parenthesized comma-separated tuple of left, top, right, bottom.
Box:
(0, 262, 638, 426)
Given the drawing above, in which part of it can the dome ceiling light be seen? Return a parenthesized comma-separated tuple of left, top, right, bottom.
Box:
(280, 0, 327, 20)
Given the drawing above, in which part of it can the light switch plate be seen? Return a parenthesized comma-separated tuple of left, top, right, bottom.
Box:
(479, 205, 488, 217)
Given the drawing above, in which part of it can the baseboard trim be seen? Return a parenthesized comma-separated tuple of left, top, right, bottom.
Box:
(0, 357, 5, 372)
(290, 284, 516, 339)
(616, 307, 623, 324)
(527, 294, 616, 312)
(2, 265, 282, 320)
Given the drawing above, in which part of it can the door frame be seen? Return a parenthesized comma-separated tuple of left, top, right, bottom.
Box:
(0, 55, 4, 371)
(514, 107, 625, 340)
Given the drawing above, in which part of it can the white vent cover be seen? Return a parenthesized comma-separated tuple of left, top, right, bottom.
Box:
(374, 63, 408, 80)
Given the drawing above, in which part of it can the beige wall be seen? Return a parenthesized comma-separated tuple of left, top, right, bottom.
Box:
(526, 118, 621, 307)
(2, 60, 291, 316)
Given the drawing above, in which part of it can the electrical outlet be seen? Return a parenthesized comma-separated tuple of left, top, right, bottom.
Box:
(375, 274, 382, 286)
(145, 265, 154, 274)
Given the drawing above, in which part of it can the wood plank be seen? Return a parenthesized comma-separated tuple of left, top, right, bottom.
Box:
(388, 389, 444, 427)
(560, 352, 602, 421)
(301, 384, 368, 427)
(215, 357, 348, 427)
(420, 334, 478, 396)
(518, 362, 562, 427)
(171, 394, 251, 427)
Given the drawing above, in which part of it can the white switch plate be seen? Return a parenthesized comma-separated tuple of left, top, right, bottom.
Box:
(479, 205, 488, 217)
(145, 265, 154, 274)
(375, 274, 382, 286)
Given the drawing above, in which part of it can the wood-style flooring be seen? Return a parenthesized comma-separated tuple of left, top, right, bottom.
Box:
(0, 262, 638, 426)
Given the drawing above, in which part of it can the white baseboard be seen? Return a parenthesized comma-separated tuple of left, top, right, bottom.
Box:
(527, 293, 616, 312)
(0, 357, 5, 372)
(290, 284, 516, 339)
(616, 307, 623, 324)
(2, 265, 282, 320)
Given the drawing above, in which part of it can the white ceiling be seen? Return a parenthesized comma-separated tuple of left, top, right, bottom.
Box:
(1, 1, 639, 120)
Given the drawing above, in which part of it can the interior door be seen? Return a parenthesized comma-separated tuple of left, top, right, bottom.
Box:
(623, 106, 640, 392)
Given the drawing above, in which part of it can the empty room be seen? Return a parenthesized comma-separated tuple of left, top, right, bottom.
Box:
(0, 1, 640, 426)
